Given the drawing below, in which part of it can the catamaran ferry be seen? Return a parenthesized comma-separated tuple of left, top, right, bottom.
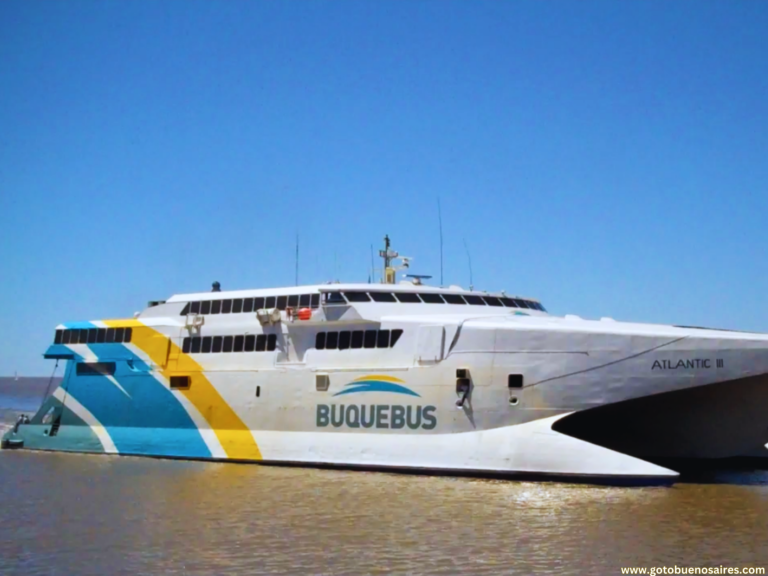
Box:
(4, 237, 768, 484)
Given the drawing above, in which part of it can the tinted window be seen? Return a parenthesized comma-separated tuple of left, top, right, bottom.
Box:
(106, 328, 115, 343)
(212, 336, 223, 353)
(61, 330, 71, 345)
(310, 294, 320, 308)
(180, 303, 190, 315)
(201, 300, 212, 315)
(288, 295, 299, 307)
(419, 293, 445, 304)
(223, 336, 233, 353)
(243, 298, 255, 313)
(463, 295, 485, 305)
(54, 330, 63, 344)
(87, 328, 98, 344)
(232, 299, 243, 314)
(364, 330, 377, 348)
(316, 332, 326, 350)
(254, 297, 265, 310)
(517, 300, 531, 309)
(123, 328, 132, 343)
(170, 376, 190, 390)
(390, 329, 403, 347)
(483, 296, 503, 307)
(244, 334, 256, 352)
(276, 296, 287, 310)
(338, 331, 351, 350)
(325, 292, 346, 305)
(395, 292, 421, 303)
(324, 332, 337, 349)
(234, 335, 245, 353)
(113, 328, 124, 343)
(377, 330, 390, 348)
(299, 294, 311, 307)
(256, 335, 267, 352)
(443, 294, 466, 304)
(351, 331, 364, 349)
(191, 337, 202, 354)
(369, 292, 397, 302)
(182, 337, 191, 353)
(538, 303, 547, 312)
(76, 362, 116, 376)
(344, 291, 371, 302)
(267, 334, 277, 351)
(211, 300, 222, 314)
(190, 301, 201, 314)
(265, 296, 276, 309)
(499, 297, 517, 307)
(221, 299, 233, 314)
(202, 336, 212, 353)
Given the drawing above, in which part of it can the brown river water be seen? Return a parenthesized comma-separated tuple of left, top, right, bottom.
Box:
(1, 407, 767, 575)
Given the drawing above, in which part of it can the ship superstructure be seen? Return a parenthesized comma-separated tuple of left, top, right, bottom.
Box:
(4, 237, 768, 484)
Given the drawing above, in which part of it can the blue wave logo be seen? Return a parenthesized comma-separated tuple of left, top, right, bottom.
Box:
(333, 375, 420, 397)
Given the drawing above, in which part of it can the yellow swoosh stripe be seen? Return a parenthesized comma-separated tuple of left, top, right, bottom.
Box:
(103, 319, 262, 460)
(353, 374, 406, 384)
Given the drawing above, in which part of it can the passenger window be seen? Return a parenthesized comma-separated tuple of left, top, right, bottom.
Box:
(390, 329, 403, 347)
(232, 299, 243, 314)
(113, 328, 124, 343)
(221, 299, 233, 314)
(212, 336, 223, 353)
(202, 336, 212, 353)
(376, 330, 390, 348)
(180, 303, 190, 315)
(254, 297, 265, 310)
(370, 292, 397, 302)
(326, 332, 339, 349)
(211, 300, 222, 314)
(191, 337, 202, 354)
(442, 294, 466, 304)
(170, 376, 190, 390)
(223, 336, 234, 353)
(265, 296, 276, 309)
(499, 297, 516, 307)
(201, 300, 212, 315)
(234, 335, 245, 352)
(87, 328, 98, 344)
(106, 328, 115, 343)
(299, 294, 310, 307)
(288, 295, 299, 308)
(483, 296, 503, 307)
(182, 337, 191, 353)
(364, 330, 377, 348)
(394, 292, 421, 303)
(419, 293, 445, 304)
(316, 332, 326, 350)
(244, 334, 256, 352)
(344, 292, 371, 302)
(95, 329, 106, 343)
(276, 296, 288, 310)
(256, 334, 267, 352)
(338, 331, 351, 350)
(243, 298, 255, 313)
(310, 294, 320, 308)
(60, 330, 70, 345)
(266, 334, 277, 351)
(351, 331, 364, 349)
(190, 301, 201, 314)
(123, 328, 132, 343)
(463, 295, 485, 305)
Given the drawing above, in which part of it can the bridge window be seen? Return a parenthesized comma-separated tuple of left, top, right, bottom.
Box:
(394, 292, 421, 303)
(463, 295, 485, 305)
(483, 296, 504, 307)
(325, 292, 347, 305)
(442, 294, 466, 304)
(344, 291, 371, 302)
(311, 294, 321, 308)
(370, 292, 397, 302)
(419, 293, 445, 304)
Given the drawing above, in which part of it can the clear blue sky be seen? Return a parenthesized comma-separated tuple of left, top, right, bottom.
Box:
(1, 0, 767, 375)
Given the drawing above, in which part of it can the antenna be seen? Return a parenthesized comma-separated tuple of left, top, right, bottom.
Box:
(295, 233, 299, 286)
(463, 237, 474, 291)
(438, 197, 444, 286)
(370, 244, 375, 283)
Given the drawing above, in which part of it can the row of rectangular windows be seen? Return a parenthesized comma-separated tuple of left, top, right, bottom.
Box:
(180, 294, 321, 316)
(316, 329, 403, 350)
(331, 291, 546, 310)
(182, 334, 278, 354)
(55, 328, 133, 345)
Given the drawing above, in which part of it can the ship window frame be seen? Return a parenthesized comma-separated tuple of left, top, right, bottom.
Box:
(97, 329, 108, 343)
(123, 328, 132, 343)
(182, 337, 191, 353)
(60, 330, 69, 345)
(180, 303, 190, 316)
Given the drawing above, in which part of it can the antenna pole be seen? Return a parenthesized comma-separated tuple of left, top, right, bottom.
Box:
(438, 197, 444, 286)
(295, 233, 299, 286)
(370, 244, 375, 283)
(463, 237, 474, 291)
